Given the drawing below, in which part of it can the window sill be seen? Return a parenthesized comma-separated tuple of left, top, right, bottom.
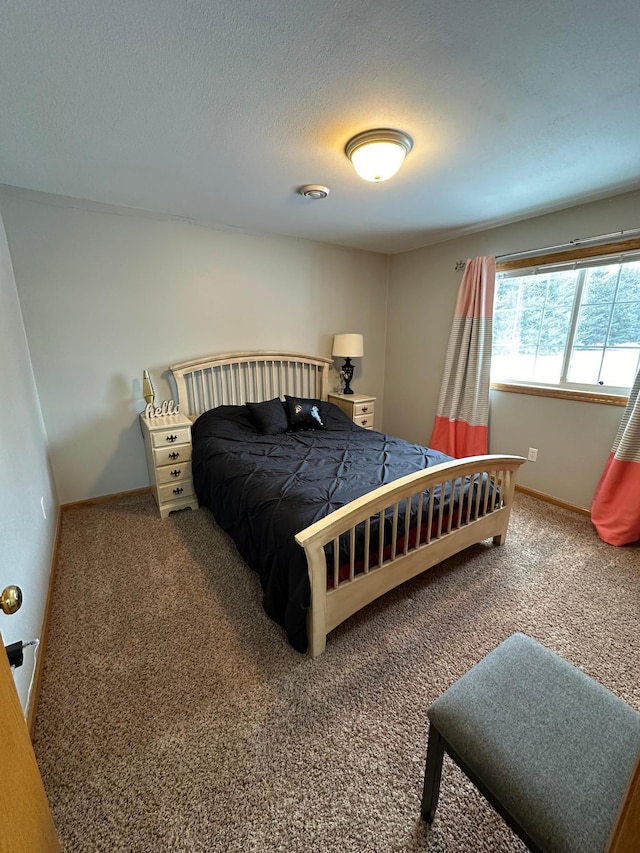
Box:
(490, 382, 628, 407)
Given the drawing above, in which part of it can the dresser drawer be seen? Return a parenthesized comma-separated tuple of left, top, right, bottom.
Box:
(150, 425, 192, 449)
(156, 460, 193, 486)
(355, 415, 374, 429)
(158, 479, 195, 504)
(353, 401, 375, 417)
(152, 443, 192, 467)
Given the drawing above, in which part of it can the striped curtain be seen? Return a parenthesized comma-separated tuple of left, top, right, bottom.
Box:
(429, 256, 495, 458)
(591, 369, 640, 546)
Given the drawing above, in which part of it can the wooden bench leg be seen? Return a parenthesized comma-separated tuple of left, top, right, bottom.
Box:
(421, 724, 445, 823)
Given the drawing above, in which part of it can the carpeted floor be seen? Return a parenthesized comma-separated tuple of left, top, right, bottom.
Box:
(34, 492, 640, 852)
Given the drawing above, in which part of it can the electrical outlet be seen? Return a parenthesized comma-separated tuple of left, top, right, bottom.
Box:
(40, 496, 46, 519)
(527, 447, 538, 462)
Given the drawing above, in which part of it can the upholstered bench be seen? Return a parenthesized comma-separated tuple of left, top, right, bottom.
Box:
(421, 633, 640, 853)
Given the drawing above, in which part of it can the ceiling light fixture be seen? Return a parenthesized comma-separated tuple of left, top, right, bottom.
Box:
(345, 128, 413, 183)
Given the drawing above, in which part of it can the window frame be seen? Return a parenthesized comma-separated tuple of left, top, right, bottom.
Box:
(492, 237, 640, 402)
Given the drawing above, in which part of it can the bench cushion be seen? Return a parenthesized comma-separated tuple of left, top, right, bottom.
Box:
(428, 633, 640, 853)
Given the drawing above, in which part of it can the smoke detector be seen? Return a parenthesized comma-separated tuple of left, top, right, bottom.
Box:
(298, 185, 330, 200)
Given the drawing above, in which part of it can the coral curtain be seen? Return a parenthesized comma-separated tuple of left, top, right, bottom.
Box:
(429, 256, 495, 458)
(591, 369, 640, 546)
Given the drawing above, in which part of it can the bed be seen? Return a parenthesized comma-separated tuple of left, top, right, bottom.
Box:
(170, 350, 525, 657)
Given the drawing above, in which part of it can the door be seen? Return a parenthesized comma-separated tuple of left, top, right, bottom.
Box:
(0, 631, 61, 853)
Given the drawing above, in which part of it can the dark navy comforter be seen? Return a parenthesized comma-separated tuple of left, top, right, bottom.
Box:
(191, 401, 453, 652)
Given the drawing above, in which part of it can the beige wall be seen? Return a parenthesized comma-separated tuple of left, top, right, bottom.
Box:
(1, 189, 389, 504)
(385, 188, 640, 510)
(0, 208, 58, 714)
(4, 184, 639, 516)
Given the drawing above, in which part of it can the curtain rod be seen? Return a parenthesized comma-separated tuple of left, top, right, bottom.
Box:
(454, 227, 640, 270)
(496, 227, 640, 262)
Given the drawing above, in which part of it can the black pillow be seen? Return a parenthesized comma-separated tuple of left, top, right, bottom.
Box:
(284, 396, 326, 431)
(246, 398, 288, 435)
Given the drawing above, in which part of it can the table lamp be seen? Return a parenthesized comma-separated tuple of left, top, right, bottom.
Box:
(332, 333, 364, 395)
(143, 370, 155, 406)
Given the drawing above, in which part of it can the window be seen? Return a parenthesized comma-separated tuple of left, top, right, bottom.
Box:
(492, 253, 640, 394)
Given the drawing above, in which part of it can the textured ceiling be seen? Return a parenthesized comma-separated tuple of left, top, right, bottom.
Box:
(1, 0, 639, 253)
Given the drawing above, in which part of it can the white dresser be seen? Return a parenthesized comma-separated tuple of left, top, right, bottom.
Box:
(327, 392, 376, 430)
(139, 412, 199, 519)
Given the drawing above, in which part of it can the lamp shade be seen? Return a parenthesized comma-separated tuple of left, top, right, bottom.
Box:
(142, 369, 155, 405)
(332, 333, 364, 358)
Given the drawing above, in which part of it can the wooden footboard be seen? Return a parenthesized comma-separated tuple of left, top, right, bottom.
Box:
(295, 454, 526, 657)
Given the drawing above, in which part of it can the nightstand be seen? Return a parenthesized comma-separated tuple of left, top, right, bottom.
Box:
(327, 392, 376, 430)
(139, 412, 199, 519)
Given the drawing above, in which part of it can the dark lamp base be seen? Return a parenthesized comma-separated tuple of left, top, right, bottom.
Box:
(341, 358, 355, 394)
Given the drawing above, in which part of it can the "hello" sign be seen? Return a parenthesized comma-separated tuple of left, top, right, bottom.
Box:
(144, 399, 181, 418)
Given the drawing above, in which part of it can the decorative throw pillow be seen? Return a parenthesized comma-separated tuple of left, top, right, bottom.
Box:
(246, 398, 289, 435)
(284, 396, 326, 431)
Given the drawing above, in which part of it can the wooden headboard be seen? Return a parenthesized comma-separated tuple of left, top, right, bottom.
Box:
(170, 350, 333, 419)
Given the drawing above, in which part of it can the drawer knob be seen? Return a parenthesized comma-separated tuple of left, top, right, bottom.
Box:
(361, 406, 369, 412)
(166, 434, 178, 443)
(168, 452, 180, 460)
(170, 469, 181, 477)
(173, 487, 184, 495)
(360, 419, 368, 426)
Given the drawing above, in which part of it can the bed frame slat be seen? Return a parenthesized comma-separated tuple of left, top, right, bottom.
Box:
(364, 518, 371, 573)
(415, 491, 424, 547)
(436, 484, 445, 538)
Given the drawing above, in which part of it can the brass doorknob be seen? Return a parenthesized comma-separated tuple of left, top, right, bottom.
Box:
(0, 585, 22, 615)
